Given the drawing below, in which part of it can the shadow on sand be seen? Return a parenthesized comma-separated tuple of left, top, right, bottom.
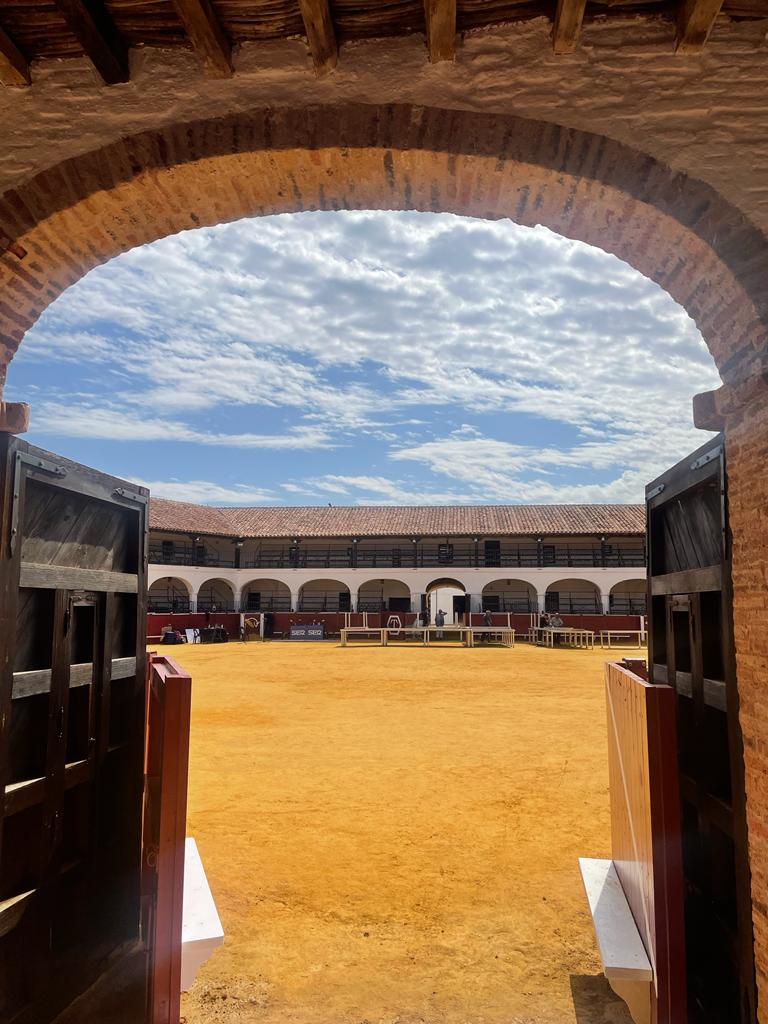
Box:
(570, 974, 634, 1024)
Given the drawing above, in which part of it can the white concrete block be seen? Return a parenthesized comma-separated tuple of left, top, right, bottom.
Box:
(181, 837, 225, 992)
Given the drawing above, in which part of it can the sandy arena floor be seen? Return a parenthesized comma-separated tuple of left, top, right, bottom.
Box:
(174, 640, 635, 1024)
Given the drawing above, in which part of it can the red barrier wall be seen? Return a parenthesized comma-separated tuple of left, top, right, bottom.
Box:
(147, 612, 241, 638)
(147, 610, 643, 640)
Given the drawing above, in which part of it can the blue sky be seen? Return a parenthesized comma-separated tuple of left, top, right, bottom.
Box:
(5, 211, 720, 506)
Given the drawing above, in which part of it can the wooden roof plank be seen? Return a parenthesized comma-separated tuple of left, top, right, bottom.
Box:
(297, 0, 337, 75)
(0, 25, 31, 87)
(52, 0, 129, 83)
(676, 0, 725, 50)
(170, 0, 233, 77)
(424, 0, 456, 61)
(552, 0, 588, 52)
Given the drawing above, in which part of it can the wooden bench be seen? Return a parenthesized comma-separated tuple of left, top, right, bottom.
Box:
(579, 858, 652, 1024)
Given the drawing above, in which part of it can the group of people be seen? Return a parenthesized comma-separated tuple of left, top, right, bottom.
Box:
(540, 611, 565, 627)
(419, 607, 448, 637)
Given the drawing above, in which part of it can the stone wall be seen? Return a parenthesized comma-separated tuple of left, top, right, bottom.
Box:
(1, 30, 768, 1012)
(723, 383, 768, 1010)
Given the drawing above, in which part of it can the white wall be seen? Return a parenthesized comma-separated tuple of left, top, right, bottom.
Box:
(148, 563, 646, 613)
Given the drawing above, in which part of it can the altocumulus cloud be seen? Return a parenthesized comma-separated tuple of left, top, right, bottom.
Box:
(7, 211, 721, 505)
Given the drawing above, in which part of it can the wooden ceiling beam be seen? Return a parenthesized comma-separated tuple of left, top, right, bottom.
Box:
(298, 0, 337, 75)
(171, 0, 233, 77)
(552, 0, 587, 53)
(0, 26, 30, 87)
(676, 0, 725, 51)
(53, 0, 129, 83)
(424, 0, 456, 62)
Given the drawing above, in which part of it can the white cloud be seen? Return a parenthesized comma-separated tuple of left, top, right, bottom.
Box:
(31, 401, 335, 450)
(134, 478, 276, 504)
(11, 210, 721, 505)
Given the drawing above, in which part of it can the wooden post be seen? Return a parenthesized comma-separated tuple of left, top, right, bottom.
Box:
(143, 652, 192, 1024)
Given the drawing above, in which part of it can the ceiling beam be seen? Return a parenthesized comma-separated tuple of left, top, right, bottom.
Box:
(423, 0, 456, 62)
(54, 0, 129, 83)
(676, 0, 724, 51)
(298, 0, 337, 75)
(552, 0, 587, 53)
(0, 26, 30, 86)
(171, 0, 233, 77)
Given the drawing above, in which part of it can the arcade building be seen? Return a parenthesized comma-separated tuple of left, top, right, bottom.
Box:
(147, 500, 647, 620)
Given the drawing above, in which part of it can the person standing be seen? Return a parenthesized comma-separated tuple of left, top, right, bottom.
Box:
(436, 608, 445, 639)
(483, 607, 493, 642)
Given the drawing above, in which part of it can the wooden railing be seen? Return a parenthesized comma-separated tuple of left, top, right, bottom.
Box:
(604, 661, 686, 1024)
(142, 652, 193, 1024)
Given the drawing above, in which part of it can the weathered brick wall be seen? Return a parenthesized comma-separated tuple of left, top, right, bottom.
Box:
(724, 384, 768, 1014)
(1, 16, 768, 238)
(0, 104, 766, 397)
(0, 75, 768, 1016)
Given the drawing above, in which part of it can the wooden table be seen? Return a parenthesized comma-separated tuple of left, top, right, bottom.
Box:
(340, 626, 430, 647)
(340, 627, 386, 646)
(534, 626, 594, 649)
(599, 630, 647, 649)
(466, 627, 515, 648)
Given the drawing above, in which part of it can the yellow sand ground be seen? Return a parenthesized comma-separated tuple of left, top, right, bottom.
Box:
(175, 640, 635, 1024)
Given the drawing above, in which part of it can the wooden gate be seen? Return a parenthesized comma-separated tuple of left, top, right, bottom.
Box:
(646, 433, 757, 1023)
(0, 436, 149, 1023)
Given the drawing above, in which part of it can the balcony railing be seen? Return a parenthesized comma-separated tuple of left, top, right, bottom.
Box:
(150, 542, 646, 571)
(609, 595, 648, 615)
(149, 545, 235, 569)
(545, 592, 602, 614)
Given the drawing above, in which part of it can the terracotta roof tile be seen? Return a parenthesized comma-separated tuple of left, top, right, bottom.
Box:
(149, 498, 645, 538)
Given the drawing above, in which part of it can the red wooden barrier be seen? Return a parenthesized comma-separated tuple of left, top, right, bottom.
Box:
(605, 662, 686, 1024)
(142, 652, 192, 1024)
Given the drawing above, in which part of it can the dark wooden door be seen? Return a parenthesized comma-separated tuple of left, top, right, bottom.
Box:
(0, 437, 149, 1023)
(646, 433, 757, 1024)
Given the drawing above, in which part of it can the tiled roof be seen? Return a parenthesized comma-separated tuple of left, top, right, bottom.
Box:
(147, 499, 235, 537)
(149, 499, 645, 538)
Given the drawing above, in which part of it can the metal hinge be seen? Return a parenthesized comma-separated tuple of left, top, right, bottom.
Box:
(691, 445, 722, 471)
(646, 483, 665, 500)
(9, 451, 67, 556)
(113, 486, 148, 505)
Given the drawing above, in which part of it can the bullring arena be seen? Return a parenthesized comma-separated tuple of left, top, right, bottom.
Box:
(175, 638, 633, 1024)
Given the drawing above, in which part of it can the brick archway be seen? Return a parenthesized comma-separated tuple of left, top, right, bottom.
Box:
(1, 103, 768, 431)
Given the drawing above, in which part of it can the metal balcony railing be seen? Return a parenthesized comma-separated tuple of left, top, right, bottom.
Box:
(149, 545, 235, 568)
(150, 542, 647, 571)
(545, 592, 602, 614)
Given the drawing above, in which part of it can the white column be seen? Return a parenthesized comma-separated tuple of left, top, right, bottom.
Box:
(190, 589, 198, 613)
(232, 585, 243, 613)
(537, 592, 546, 614)
(410, 592, 422, 614)
(600, 591, 611, 615)
(290, 589, 301, 612)
(352, 587, 361, 613)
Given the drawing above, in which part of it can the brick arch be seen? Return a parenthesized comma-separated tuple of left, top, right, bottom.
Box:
(1, 102, 767, 425)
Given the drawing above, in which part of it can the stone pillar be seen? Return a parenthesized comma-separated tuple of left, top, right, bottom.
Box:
(232, 586, 243, 614)
(189, 590, 198, 613)
(695, 372, 768, 1012)
(290, 589, 301, 613)
(600, 591, 610, 615)
(536, 592, 546, 614)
